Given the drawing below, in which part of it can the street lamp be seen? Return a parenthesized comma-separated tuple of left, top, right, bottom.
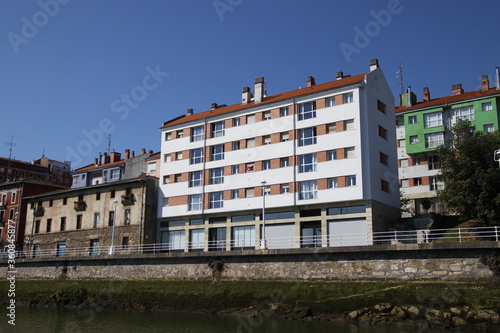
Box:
(494, 148, 500, 168)
(261, 181, 268, 249)
(109, 199, 118, 255)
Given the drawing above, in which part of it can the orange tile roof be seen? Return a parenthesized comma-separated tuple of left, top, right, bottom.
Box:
(161, 73, 367, 128)
(396, 87, 500, 113)
(72, 159, 124, 173)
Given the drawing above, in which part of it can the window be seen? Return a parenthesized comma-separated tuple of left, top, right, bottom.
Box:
(344, 119, 355, 130)
(378, 125, 388, 140)
(147, 162, 156, 173)
(176, 151, 183, 160)
(377, 100, 386, 113)
(108, 211, 114, 226)
(399, 139, 406, 147)
(424, 112, 443, 128)
(164, 154, 171, 162)
(176, 130, 184, 138)
(245, 163, 255, 173)
(326, 97, 336, 107)
(401, 179, 409, 187)
(210, 168, 224, 184)
(232, 225, 255, 248)
(232, 165, 240, 174)
(408, 115, 417, 124)
(60, 217, 66, 231)
(165, 132, 172, 141)
(400, 159, 408, 167)
(232, 117, 240, 126)
(327, 123, 336, 134)
(246, 114, 255, 124)
(280, 157, 289, 168)
(232, 141, 240, 150)
(35, 220, 40, 234)
(299, 154, 317, 173)
(409, 135, 419, 144)
(162, 198, 169, 207)
(381, 180, 390, 193)
(189, 171, 203, 187)
(262, 160, 271, 170)
(484, 123, 495, 133)
(482, 102, 493, 111)
(188, 194, 202, 211)
(210, 144, 224, 161)
(263, 111, 271, 120)
(211, 121, 225, 138)
(280, 184, 290, 194)
(346, 147, 356, 158)
(174, 174, 182, 183)
(298, 127, 317, 146)
(263, 135, 271, 145)
(110, 169, 120, 180)
(425, 132, 444, 148)
(327, 150, 337, 161)
(231, 189, 239, 199)
(56, 241, 66, 257)
(412, 157, 421, 165)
(122, 237, 129, 250)
(190, 229, 204, 250)
(76, 214, 83, 229)
(190, 218, 204, 225)
(209, 192, 224, 209)
(343, 93, 353, 103)
(165, 230, 185, 251)
(280, 132, 289, 142)
(190, 148, 204, 164)
(429, 176, 444, 191)
(73, 176, 80, 186)
(298, 101, 316, 120)
(246, 138, 255, 148)
(414, 177, 422, 186)
(299, 180, 317, 200)
(93, 213, 100, 228)
(46, 219, 52, 233)
(280, 107, 289, 117)
(428, 155, 440, 170)
(11, 192, 16, 203)
(191, 125, 204, 142)
(453, 106, 474, 123)
(63, 197, 67, 205)
(245, 188, 255, 198)
(346, 175, 357, 187)
(328, 178, 338, 188)
(380, 152, 389, 166)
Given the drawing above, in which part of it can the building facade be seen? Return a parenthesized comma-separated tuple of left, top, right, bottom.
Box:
(157, 59, 400, 252)
(0, 156, 72, 187)
(396, 73, 500, 216)
(24, 176, 158, 257)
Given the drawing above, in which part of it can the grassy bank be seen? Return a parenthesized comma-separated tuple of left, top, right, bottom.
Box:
(1, 279, 499, 317)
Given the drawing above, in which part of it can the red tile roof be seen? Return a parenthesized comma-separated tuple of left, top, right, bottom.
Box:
(72, 159, 124, 173)
(396, 87, 500, 113)
(161, 73, 367, 128)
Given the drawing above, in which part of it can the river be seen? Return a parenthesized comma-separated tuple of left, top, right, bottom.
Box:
(5, 307, 454, 333)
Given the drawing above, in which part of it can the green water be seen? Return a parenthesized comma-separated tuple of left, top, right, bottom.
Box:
(3, 307, 453, 333)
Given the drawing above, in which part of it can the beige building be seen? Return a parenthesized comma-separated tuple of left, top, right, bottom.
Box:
(24, 176, 158, 257)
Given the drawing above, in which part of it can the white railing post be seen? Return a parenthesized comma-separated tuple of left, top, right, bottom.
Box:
(394, 230, 398, 244)
(496, 226, 499, 242)
(458, 228, 462, 242)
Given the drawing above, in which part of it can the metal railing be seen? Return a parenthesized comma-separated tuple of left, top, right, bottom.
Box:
(6, 226, 500, 260)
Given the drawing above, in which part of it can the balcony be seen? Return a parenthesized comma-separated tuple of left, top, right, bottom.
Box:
(121, 193, 135, 206)
(0, 202, 6, 210)
(33, 206, 45, 217)
(74, 200, 87, 211)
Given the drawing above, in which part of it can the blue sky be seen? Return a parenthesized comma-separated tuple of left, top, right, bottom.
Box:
(1, 0, 499, 169)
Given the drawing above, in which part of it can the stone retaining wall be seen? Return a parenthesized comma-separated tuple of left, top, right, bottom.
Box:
(2, 242, 499, 281)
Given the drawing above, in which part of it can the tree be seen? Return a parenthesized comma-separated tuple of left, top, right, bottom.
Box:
(420, 197, 432, 214)
(437, 120, 500, 226)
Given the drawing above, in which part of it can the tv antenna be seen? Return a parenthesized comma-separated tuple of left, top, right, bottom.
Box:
(396, 63, 405, 94)
(107, 135, 111, 155)
(5, 135, 16, 160)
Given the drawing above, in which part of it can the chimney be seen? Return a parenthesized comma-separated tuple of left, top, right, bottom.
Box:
(451, 84, 464, 95)
(336, 71, 344, 80)
(369, 58, 379, 71)
(242, 87, 252, 104)
(254, 77, 264, 103)
(94, 158, 99, 166)
(124, 149, 130, 160)
(110, 151, 121, 163)
(141, 148, 146, 155)
(481, 75, 490, 91)
(186, 108, 193, 116)
(148, 150, 153, 154)
(496, 67, 500, 90)
(399, 86, 417, 107)
(307, 76, 315, 87)
(211, 103, 218, 110)
(422, 87, 431, 102)
(131, 151, 135, 158)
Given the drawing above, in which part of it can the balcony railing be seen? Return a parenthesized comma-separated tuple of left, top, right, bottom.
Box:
(74, 201, 87, 211)
(10, 226, 500, 260)
(33, 207, 45, 217)
(121, 194, 135, 206)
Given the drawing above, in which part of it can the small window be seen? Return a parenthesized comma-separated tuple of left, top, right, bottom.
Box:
(381, 180, 390, 193)
(408, 115, 417, 124)
(209, 192, 224, 209)
(377, 100, 386, 113)
(482, 102, 493, 111)
(46, 219, 52, 233)
(210, 144, 224, 161)
(328, 178, 338, 188)
(298, 101, 316, 120)
(176, 130, 184, 138)
(262, 160, 271, 170)
(165, 132, 172, 141)
(164, 154, 171, 162)
(190, 148, 204, 164)
(484, 123, 495, 133)
(400, 159, 408, 167)
(280, 107, 289, 117)
(246, 114, 256, 124)
(414, 177, 422, 186)
(210, 168, 224, 184)
(298, 127, 317, 146)
(263, 111, 271, 120)
(280, 184, 290, 194)
(326, 97, 336, 107)
(76, 215, 82, 230)
(246, 138, 255, 148)
(232, 141, 240, 150)
(343, 93, 353, 103)
(211, 121, 225, 138)
(188, 194, 202, 211)
(191, 125, 205, 142)
(246, 163, 255, 172)
(380, 152, 389, 166)
(232, 117, 241, 126)
(174, 174, 182, 183)
(346, 147, 355, 158)
(378, 126, 388, 140)
(401, 179, 409, 187)
(409, 135, 419, 144)
(189, 171, 203, 187)
(280, 158, 289, 168)
(346, 175, 357, 187)
(263, 135, 271, 145)
(231, 189, 239, 199)
(60, 217, 66, 231)
(327, 123, 336, 134)
(245, 188, 255, 198)
(163, 175, 170, 184)
(327, 150, 337, 161)
(280, 132, 289, 142)
(232, 165, 240, 174)
(344, 119, 355, 130)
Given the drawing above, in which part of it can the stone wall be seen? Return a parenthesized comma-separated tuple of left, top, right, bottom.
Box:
(3, 242, 499, 281)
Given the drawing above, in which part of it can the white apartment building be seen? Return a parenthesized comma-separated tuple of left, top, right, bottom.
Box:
(158, 59, 400, 252)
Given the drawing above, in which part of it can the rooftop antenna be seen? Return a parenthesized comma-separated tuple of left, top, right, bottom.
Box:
(4, 135, 16, 168)
(396, 63, 405, 95)
(107, 135, 111, 155)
